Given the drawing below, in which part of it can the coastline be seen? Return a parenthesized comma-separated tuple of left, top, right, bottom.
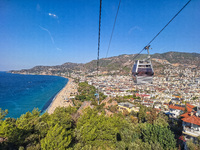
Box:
(47, 77, 77, 114)
(7, 72, 77, 115)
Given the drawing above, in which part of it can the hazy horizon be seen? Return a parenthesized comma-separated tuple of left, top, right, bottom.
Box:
(2, 51, 199, 72)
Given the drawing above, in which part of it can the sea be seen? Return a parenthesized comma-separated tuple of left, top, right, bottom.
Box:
(0, 72, 68, 118)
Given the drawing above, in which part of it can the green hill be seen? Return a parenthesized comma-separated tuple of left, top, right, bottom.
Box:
(10, 52, 200, 76)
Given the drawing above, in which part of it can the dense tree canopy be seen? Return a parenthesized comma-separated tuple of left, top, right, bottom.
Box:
(141, 124, 176, 150)
(0, 105, 177, 150)
(41, 124, 72, 150)
(75, 108, 134, 149)
(75, 82, 106, 102)
(0, 108, 8, 120)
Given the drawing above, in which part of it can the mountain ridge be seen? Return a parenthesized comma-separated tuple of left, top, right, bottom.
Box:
(10, 51, 200, 76)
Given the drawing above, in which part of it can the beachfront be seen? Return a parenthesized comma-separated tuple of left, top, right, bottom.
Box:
(47, 78, 77, 114)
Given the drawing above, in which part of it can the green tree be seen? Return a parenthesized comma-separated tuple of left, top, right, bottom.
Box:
(75, 108, 117, 149)
(138, 105, 147, 123)
(197, 135, 200, 145)
(147, 108, 157, 124)
(41, 124, 72, 150)
(0, 108, 44, 149)
(16, 108, 40, 131)
(129, 139, 164, 150)
(75, 82, 106, 102)
(154, 117, 169, 127)
(142, 124, 176, 150)
(187, 139, 200, 150)
(153, 112, 169, 127)
(75, 108, 134, 149)
(35, 112, 50, 139)
(15, 108, 42, 148)
(192, 96, 198, 101)
(0, 108, 8, 120)
(0, 118, 22, 145)
(41, 107, 75, 149)
(48, 107, 75, 129)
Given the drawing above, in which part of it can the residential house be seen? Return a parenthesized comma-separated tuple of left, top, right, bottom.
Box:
(181, 111, 200, 141)
(166, 103, 195, 119)
(118, 102, 139, 113)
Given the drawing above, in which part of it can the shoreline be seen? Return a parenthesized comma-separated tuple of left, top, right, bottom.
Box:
(7, 72, 77, 115)
(47, 77, 77, 114)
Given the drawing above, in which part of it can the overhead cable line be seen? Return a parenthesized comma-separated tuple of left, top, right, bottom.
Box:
(106, 0, 122, 58)
(96, 0, 102, 105)
(117, 0, 192, 75)
(97, 0, 102, 76)
(132, 0, 192, 61)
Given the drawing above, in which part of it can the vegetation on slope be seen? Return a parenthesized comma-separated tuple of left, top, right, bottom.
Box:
(75, 82, 106, 103)
(0, 106, 178, 150)
(152, 51, 200, 65)
(10, 52, 200, 76)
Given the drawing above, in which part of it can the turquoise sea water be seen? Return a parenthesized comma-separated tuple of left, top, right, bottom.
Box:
(0, 72, 68, 118)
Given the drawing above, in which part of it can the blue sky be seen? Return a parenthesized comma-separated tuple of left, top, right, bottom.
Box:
(0, 0, 199, 71)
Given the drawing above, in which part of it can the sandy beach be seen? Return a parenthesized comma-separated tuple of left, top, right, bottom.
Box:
(47, 77, 77, 114)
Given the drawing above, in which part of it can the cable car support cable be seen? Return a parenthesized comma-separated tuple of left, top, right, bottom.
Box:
(96, 0, 102, 105)
(132, 0, 192, 61)
(132, 0, 192, 84)
(106, 0, 122, 58)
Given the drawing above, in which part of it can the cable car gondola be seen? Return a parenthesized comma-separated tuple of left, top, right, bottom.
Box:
(131, 0, 192, 84)
(132, 45, 154, 84)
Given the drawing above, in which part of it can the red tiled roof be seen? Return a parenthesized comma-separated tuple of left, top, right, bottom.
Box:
(186, 103, 195, 108)
(169, 103, 195, 112)
(182, 115, 200, 126)
(181, 111, 197, 118)
(181, 112, 190, 118)
(169, 105, 185, 111)
(186, 103, 195, 112)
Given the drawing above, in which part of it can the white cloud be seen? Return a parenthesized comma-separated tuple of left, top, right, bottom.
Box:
(39, 25, 55, 44)
(39, 25, 61, 51)
(48, 13, 58, 19)
(128, 26, 142, 34)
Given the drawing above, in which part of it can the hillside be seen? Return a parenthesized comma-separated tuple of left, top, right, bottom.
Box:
(152, 52, 200, 66)
(82, 51, 200, 75)
(10, 52, 200, 76)
(10, 62, 84, 75)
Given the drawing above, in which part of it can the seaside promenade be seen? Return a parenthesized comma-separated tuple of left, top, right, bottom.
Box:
(47, 78, 77, 114)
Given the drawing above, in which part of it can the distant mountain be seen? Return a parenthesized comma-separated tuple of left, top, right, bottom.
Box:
(82, 51, 200, 75)
(10, 62, 84, 75)
(10, 52, 200, 76)
(152, 51, 200, 66)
